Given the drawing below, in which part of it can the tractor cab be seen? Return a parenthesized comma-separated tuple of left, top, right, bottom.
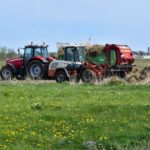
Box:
(58, 46, 86, 62)
(18, 44, 49, 66)
(19, 44, 48, 58)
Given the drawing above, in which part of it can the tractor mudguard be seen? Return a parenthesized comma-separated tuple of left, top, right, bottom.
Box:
(6, 63, 17, 74)
(64, 68, 70, 78)
(26, 58, 49, 72)
(56, 68, 70, 78)
(30, 57, 49, 64)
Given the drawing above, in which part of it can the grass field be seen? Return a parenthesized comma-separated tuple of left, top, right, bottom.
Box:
(0, 59, 150, 149)
(0, 82, 150, 150)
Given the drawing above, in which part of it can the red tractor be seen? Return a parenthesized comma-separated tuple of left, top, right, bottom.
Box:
(0, 43, 54, 80)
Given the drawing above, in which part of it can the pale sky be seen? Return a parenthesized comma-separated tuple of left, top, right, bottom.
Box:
(0, 0, 150, 52)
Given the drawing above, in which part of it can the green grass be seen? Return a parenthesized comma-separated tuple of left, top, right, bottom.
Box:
(0, 82, 150, 150)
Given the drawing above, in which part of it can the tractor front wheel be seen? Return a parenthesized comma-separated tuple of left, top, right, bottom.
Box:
(0, 66, 14, 80)
(81, 69, 97, 83)
(27, 60, 44, 79)
(55, 70, 67, 82)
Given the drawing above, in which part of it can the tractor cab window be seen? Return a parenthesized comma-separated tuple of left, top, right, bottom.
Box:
(77, 47, 86, 61)
(41, 47, 49, 58)
(64, 47, 75, 61)
(34, 47, 49, 58)
(34, 48, 42, 56)
(64, 47, 86, 62)
(24, 47, 33, 61)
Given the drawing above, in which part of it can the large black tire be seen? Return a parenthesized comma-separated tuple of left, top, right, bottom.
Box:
(0, 66, 14, 80)
(55, 70, 67, 82)
(27, 60, 45, 79)
(81, 69, 97, 83)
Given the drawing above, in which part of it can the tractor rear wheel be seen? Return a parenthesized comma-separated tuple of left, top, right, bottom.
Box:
(81, 69, 97, 83)
(55, 70, 67, 82)
(0, 66, 14, 80)
(27, 60, 44, 79)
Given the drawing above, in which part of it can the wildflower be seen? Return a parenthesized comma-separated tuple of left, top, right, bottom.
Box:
(31, 131, 36, 136)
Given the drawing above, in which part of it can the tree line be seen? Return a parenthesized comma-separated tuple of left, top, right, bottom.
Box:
(0, 47, 17, 60)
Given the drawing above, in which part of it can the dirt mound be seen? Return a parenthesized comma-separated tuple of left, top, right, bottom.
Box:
(125, 70, 140, 83)
(139, 66, 150, 80)
(125, 66, 150, 83)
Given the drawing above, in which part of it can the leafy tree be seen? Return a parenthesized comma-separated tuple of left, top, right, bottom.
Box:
(0, 47, 17, 60)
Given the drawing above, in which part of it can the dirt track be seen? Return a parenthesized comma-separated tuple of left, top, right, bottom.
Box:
(0, 79, 56, 84)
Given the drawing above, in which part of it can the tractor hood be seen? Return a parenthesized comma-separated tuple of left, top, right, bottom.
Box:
(6, 57, 23, 68)
(6, 57, 23, 63)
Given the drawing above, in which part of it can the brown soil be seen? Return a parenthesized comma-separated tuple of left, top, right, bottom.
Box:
(0, 79, 56, 84)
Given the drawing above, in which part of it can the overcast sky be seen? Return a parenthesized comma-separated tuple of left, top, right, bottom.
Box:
(0, 0, 150, 51)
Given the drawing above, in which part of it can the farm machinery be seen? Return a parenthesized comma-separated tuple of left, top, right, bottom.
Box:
(0, 43, 54, 80)
(86, 44, 134, 78)
(48, 58, 107, 83)
(0, 43, 135, 83)
(47, 44, 134, 82)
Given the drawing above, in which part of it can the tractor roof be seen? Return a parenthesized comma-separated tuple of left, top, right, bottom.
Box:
(59, 45, 87, 48)
(25, 44, 48, 48)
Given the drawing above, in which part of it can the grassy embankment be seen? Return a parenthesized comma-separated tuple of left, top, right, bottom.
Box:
(0, 82, 150, 150)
